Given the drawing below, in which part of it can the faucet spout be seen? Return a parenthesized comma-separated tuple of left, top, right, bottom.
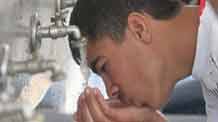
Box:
(7, 59, 65, 81)
(37, 25, 81, 40)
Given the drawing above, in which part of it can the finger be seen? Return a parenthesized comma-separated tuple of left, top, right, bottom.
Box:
(153, 111, 167, 122)
(80, 94, 94, 122)
(84, 87, 111, 122)
(95, 88, 125, 108)
(94, 88, 112, 116)
(95, 89, 156, 122)
(77, 93, 83, 122)
(106, 99, 126, 108)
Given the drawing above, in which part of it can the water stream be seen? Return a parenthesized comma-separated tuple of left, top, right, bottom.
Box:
(79, 42, 90, 89)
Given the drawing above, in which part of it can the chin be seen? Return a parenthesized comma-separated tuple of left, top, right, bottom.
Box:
(131, 99, 156, 109)
(147, 102, 162, 110)
(142, 98, 163, 110)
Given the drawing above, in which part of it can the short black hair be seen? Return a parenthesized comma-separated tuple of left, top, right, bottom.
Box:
(69, 0, 182, 64)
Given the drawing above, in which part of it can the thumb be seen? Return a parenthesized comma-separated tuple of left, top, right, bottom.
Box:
(153, 111, 167, 122)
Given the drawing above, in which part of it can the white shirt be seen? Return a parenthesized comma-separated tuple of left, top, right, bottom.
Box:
(192, 1, 218, 122)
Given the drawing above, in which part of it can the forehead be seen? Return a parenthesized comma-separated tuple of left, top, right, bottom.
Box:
(86, 37, 120, 62)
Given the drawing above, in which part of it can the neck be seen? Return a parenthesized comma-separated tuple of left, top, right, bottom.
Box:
(169, 6, 199, 81)
(161, 6, 199, 105)
(210, 0, 218, 11)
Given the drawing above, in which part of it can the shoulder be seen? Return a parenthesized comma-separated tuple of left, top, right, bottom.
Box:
(210, 0, 218, 11)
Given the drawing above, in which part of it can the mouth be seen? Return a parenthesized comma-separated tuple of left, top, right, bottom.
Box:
(119, 95, 142, 107)
(117, 92, 154, 108)
(117, 94, 131, 106)
(114, 95, 156, 112)
(120, 95, 153, 108)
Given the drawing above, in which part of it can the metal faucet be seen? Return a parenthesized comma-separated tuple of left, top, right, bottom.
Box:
(0, 44, 65, 82)
(27, 0, 82, 81)
(7, 57, 65, 81)
(30, 0, 81, 53)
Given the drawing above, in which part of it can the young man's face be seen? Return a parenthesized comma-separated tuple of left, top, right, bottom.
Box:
(87, 27, 168, 109)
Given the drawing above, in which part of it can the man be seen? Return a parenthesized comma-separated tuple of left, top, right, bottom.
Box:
(69, 0, 218, 121)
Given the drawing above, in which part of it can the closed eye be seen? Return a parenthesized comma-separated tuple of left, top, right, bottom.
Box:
(89, 56, 108, 75)
(96, 58, 108, 75)
(98, 63, 106, 74)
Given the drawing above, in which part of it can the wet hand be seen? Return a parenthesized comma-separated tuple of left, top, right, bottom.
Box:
(75, 87, 167, 122)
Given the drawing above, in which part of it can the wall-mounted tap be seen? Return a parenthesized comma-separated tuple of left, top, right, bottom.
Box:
(30, 0, 81, 53)
(7, 57, 65, 81)
(36, 23, 81, 42)
(27, 0, 82, 82)
(0, 44, 65, 83)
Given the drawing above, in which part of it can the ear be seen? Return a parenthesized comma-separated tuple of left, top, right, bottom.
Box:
(127, 12, 152, 44)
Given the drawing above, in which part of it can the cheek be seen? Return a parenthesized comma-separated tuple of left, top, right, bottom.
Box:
(108, 52, 165, 107)
(108, 57, 137, 85)
(108, 56, 146, 98)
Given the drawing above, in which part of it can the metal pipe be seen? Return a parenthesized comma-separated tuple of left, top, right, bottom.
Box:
(55, 0, 63, 26)
(46, 61, 66, 81)
(61, 0, 77, 9)
(56, 0, 62, 14)
(7, 59, 65, 81)
(0, 44, 10, 78)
